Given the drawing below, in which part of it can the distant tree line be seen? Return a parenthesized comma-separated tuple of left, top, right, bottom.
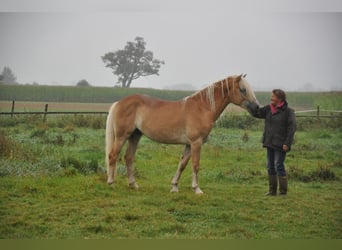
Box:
(0, 67, 17, 85)
(76, 79, 91, 87)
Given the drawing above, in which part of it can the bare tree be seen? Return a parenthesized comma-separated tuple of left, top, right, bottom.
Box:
(102, 37, 164, 88)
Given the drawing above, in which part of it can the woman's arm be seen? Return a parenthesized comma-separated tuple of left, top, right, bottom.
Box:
(249, 104, 269, 119)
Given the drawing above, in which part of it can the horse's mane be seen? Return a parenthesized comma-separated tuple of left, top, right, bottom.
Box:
(187, 76, 232, 112)
(186, 75, 256, 112)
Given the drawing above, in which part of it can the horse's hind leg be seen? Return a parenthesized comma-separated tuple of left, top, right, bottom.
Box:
(171, 144, 191, 192)
(125, 130, 142, 189)
(107, 138, 126, 185)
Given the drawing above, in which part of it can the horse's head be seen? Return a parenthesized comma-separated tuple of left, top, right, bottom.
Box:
(230, 74, 259, 114)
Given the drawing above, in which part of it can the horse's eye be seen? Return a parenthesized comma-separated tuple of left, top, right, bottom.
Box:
(240, 88, 247, 95)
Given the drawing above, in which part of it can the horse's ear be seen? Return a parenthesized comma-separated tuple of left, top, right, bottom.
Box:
(243, 73, 247, 78)
(236, 74, 243, 82)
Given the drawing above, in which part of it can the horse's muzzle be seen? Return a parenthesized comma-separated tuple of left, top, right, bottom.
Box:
(245, 101, 259, 115)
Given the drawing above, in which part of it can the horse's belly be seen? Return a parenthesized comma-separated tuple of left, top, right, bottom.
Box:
(137, 118, 188, 144)
(140, 126, 189, 144)
(135, 103, 190, 144)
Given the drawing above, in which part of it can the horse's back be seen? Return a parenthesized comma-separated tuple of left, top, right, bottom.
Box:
(116, 94, 182, 114)
(113, 94, 189, 143)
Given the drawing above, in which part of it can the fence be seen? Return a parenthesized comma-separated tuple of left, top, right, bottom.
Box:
(0, 101, 341, 120)
(295, 106, 342, 118)
(0, 101, 108, 122)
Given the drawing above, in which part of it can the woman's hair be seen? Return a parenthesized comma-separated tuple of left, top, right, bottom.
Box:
(272, 89, 286, 101)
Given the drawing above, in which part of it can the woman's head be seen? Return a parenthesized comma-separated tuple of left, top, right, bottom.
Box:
(271, 89, 286, 106)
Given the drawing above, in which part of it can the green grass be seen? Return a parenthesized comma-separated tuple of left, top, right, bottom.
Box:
(1, 174, 341, 239)
(0, 116, 341, 239)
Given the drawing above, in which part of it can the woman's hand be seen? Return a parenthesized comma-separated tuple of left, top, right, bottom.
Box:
(283, 144, 289, 152)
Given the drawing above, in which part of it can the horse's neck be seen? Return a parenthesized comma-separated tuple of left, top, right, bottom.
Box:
(190, 82, 231, 121)
(212, 89, 231, 121)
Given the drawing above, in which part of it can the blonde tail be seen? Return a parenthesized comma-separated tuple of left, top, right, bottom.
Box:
(105, 102, 117, 178)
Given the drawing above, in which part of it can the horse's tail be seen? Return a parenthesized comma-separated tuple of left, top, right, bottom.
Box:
(105, 102, 117, 174)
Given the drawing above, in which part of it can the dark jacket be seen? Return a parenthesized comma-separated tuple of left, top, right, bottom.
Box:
(250, 102, 296, 151)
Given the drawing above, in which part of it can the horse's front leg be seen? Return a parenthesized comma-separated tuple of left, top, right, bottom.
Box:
(171, 145, 191, 192)
(191, 141, 204, 194)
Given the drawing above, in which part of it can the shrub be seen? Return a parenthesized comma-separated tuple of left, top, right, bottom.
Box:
(215, 113, 342, 131)
(53, 115, 105, 129)
(0, 131, 14, 157)
(91, 115, 105, 129)
(53, 135, 65, 146)
(0, 115, 43, 128)
(60, 157, 99, 175)
(60, 167, 78, 177)
(296, 117, 342, 131)
(72, 114, 90, 127)
(310, 163, 337, 181)
(0, 117, 17, 127)
(288, 164, 338, 182)
(288, 165, 310, 182)
(216, 113, 263, 130)
(63, 124, 76, 132)
(30, 126, 48, 138)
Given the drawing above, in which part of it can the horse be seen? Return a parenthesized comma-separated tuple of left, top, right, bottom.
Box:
(105, 74, 259, 194)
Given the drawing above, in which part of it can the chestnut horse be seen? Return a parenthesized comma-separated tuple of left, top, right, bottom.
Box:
(105, 74, 259, 194)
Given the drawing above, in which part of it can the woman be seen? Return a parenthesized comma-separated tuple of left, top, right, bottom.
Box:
(250, 89, 296, 195)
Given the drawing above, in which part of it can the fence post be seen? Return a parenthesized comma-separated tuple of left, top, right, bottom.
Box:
(43, 104, 49, 122)
(317, 106, 320, 118)
(11, 100, 15, 118)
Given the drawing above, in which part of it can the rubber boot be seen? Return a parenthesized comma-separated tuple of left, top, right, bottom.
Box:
(278, 176, 288, 195)
(265, 175, 277, 196)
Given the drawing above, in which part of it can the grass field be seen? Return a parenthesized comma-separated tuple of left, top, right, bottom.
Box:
(0, 85, 193, 103)
(0, 112, 341, 239)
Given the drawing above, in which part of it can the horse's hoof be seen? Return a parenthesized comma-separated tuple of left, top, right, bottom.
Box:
(194, 187, 204, 195)
(170, 185, 179, 193)
(129, 182, 139, 189)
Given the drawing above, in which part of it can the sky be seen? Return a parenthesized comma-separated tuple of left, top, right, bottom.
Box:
(0, 0, 341, 91)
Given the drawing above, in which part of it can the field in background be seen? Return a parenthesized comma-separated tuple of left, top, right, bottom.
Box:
(0, 85, 193, 103)
(1, 84, 342, 111)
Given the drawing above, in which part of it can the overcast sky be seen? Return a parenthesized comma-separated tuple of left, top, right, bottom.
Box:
(0, 0, 341, 91)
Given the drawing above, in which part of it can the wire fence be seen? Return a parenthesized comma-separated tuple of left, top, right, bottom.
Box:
(0, 101, 341, 119)
(295, 108, 342, 118)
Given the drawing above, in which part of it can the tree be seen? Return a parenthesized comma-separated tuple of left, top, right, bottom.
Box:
(0, 67, 17, 84)
(76, 79, 91, 87)
(102, 37, 164, 88)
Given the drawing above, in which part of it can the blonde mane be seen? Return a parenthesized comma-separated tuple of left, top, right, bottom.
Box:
(188, 76, 231, 112)
(186, 75, 256, 112)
